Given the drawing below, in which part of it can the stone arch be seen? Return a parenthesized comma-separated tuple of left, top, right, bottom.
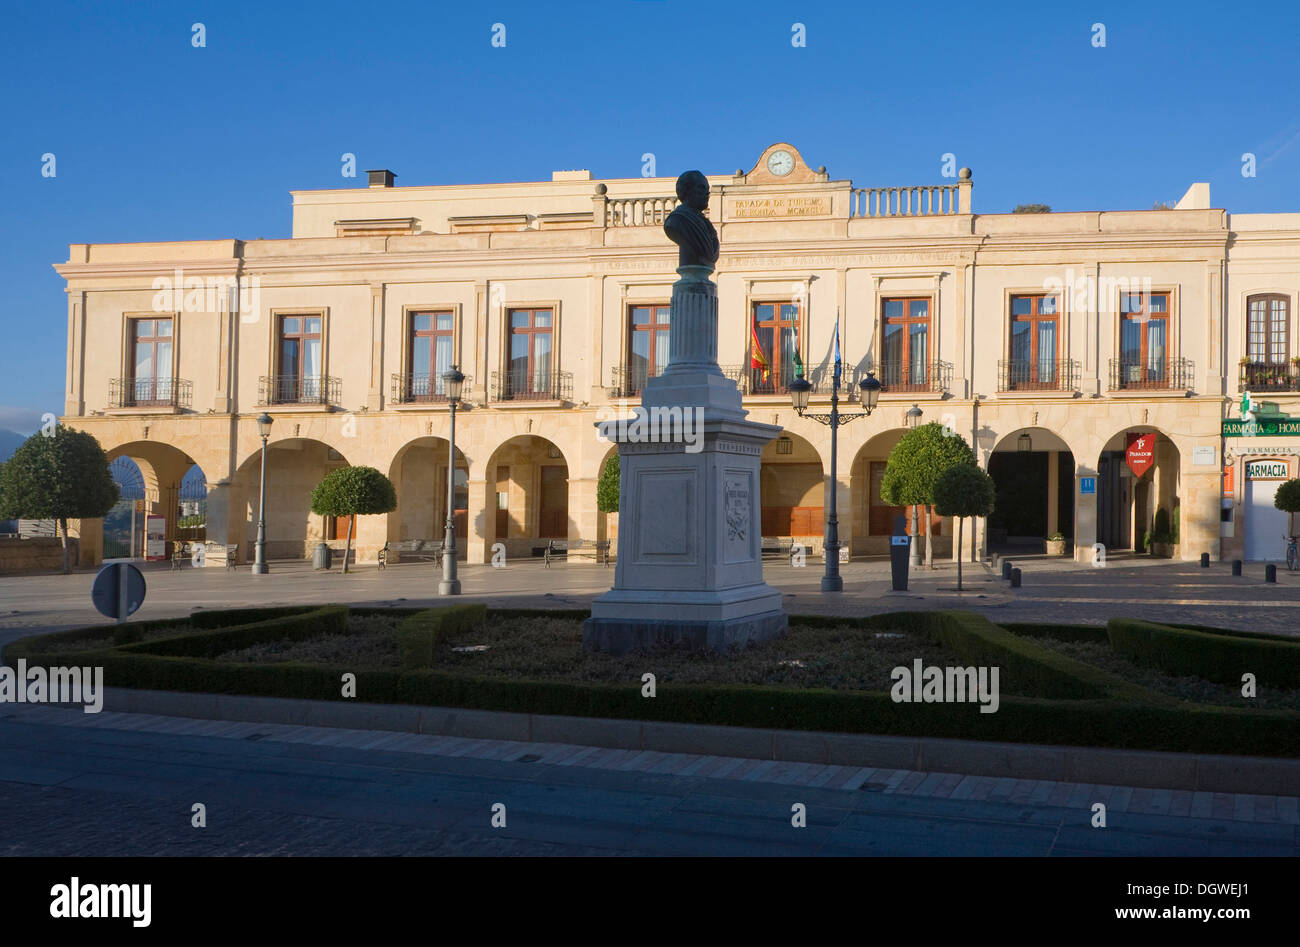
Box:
(104, 440, 212, 557)
(1090, 424, 1183, 558)
(760, 430, 825, 550)
(986, 427, 1078, 554)
(386, 436, 470, 555)
(848, 427, 917, 556)
(229, 437, 353, 563)
(479, 434, 571, 560)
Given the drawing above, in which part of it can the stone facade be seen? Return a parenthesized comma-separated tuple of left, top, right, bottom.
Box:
(52, 144, 1300, 566)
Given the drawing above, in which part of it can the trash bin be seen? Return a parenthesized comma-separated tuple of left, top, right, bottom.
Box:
(890, 514, 910, 591)
(313, 542, 332, 571)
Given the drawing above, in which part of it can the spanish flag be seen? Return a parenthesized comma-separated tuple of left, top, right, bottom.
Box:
(750, 324, 770, 383)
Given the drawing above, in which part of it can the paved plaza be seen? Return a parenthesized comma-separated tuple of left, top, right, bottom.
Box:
(1, 704, 1294, 856)
(1, 555, 1297, 644)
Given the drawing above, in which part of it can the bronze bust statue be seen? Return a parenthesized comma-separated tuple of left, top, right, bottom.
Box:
(664, 170, 719, 268)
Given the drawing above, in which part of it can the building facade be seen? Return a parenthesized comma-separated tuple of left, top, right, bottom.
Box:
(55, 143, 1300, 567)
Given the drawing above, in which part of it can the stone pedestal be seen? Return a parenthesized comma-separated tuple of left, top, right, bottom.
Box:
(583, 265, 787, 653)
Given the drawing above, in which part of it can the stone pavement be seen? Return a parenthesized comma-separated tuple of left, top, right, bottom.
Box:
(2, 704, 1295, 856)
(1, 555, 1298, 642)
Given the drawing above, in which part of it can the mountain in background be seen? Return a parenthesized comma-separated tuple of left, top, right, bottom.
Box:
(0, 429, 30, 462)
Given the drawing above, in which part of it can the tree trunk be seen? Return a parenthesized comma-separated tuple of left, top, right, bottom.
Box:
(956, 518, 964, 591)
(59, 517, 71, 574)
(343, 516, 353, 575)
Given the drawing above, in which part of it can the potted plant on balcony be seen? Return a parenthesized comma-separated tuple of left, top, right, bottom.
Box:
(1045, 532, 1066, 556)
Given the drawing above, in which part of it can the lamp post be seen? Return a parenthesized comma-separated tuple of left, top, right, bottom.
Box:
(789, 366, 882, 592)
(252, 412, 273, 574)
(905, 403, 923, 566)
(439, 365, 465, 596)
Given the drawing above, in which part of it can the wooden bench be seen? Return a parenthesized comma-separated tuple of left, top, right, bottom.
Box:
(544, 538, 611, 567)
(378, 540, 444, 570)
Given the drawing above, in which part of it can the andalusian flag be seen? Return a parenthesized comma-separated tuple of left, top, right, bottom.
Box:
(750, 322, 770, 383)
(792, 318, 804, 378)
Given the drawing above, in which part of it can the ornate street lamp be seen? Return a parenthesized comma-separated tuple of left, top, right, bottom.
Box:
(1018, 432, 1033, 453)
(439, 365, 465, 596)
(252, 412, 273, 574)
(904, 403, 923, 565)
(790, 355, 882, 593)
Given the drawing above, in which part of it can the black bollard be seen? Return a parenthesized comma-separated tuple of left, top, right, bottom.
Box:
(1010, 568, 1022, 588)
(1266, 564, 1277, 583)
(1232, 559, 1242, 576)
(1002, 560, 1013, 580)
(1200, 552, 1210, 568)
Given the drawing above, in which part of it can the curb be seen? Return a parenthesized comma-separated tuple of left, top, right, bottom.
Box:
(93, 687, 1300, 796)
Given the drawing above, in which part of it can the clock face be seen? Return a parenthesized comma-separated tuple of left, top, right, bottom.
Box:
(767, 150, 794, 176)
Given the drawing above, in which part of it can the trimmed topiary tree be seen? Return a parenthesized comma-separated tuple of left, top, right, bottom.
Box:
(1275, 478, 1300, 537)
(932, 463, 995, 591)
(309, 466, 397, 573)
(881, 422, 977, 566)
(597, 453, 619, 514)
(0, 425, 118, 573)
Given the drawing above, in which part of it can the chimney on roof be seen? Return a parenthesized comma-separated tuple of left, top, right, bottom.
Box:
(366, 169, 396, 188)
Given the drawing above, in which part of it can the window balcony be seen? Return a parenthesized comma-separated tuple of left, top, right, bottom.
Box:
(109, 377, 192, 409)
(390, 372, 474, 405)
(1238, 360, 1300, 392)
(876, 359, 952, 395)
(491, 369, 573, 402)
(997, 359, 1080, 392)
(1107, 358, 1193, 391)
(257, 375, 341, 406)
(610, 364, 659, 398)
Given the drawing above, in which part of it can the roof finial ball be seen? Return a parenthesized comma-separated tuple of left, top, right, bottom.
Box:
(958, 167, 972, 181)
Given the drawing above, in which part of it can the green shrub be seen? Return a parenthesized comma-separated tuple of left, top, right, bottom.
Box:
(1108, 618, 1300, 688)
(999, 622, 1109, 644)
(395, 604, 488, 669)
(123, 606, 348, 659)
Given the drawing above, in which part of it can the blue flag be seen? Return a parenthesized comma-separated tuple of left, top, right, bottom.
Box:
(833, 318, 841, 371)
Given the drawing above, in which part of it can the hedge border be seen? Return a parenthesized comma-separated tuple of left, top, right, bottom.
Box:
(1108, 618, 1300, 688)
(5, 606, 1297, 758)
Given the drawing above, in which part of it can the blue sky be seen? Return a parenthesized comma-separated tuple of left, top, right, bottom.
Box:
(3, 0, 1298, 434)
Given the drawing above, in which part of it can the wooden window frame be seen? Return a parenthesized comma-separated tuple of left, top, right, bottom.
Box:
(126, 315, 175, 406)
(879, 296, 933, 390)
(506, 307, 555, 397)
(626, 303, 671, 395)
(1246, 293, 1289, 364)
(1117, 290, 1172, 383)
(407, 308, 457, 401)
(1007, 294, 1061, 389)
(748, 299, 803, 394)
(270, 310, 327, 403)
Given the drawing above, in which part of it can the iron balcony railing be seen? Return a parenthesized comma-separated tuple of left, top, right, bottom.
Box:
(716, 364, 819, 397)
(1238, 360, 1300, 392)
(876, 359, 952, 394)
(998, 359, 1081, 392)
(257, 375, 341, 406)
(1107, 358, 1193, 391)
(390, 372, 474, 404)
(610, 364, 661, 398)
(109, 377, 192, 409)
(491, 369, 573, 402)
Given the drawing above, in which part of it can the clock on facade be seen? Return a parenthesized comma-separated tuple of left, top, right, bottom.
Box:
(766, 150, 794, 176)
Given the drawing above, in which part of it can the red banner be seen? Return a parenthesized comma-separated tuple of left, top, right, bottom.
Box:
(1126, 432, 1156, 478)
